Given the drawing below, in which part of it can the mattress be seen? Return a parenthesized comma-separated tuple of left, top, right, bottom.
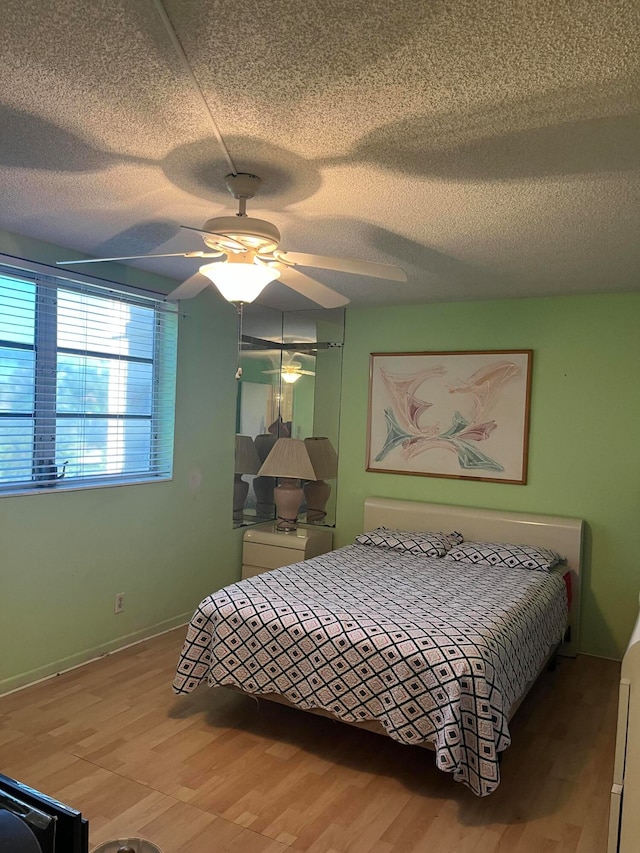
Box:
(173, 544, 568, 796)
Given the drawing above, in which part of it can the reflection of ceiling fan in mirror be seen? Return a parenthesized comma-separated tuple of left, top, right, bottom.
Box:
(56, 173, 407, 309)
(262, 359, 316, 385)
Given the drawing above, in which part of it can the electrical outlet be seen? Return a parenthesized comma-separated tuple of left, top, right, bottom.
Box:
(114, 592, 125, 614)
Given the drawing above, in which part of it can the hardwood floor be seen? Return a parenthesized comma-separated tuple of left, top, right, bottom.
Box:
(0, 628, 619, 852)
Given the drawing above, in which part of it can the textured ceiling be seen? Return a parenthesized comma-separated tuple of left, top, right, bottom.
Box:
(1, 0, 639, 310)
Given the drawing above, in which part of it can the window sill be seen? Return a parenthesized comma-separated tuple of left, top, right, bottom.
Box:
(0, 474, 174, 499)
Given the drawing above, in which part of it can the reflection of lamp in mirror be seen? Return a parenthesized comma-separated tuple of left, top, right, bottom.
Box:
(253, 433, 278, 518)
(303, 437, 338, 523)
(257, 438, 317, 532)
(234, 435, 261, 522)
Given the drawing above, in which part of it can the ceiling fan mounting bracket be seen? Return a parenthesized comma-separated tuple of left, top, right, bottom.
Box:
(225, 173, 261, 201)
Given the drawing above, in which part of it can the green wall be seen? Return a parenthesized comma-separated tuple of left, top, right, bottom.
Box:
(334, 294, 640, 660)
(1, 228, 637, 689)
(0, 230, 244, 693)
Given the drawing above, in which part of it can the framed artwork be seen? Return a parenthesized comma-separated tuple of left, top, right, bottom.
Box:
(367, 350, 533, 484)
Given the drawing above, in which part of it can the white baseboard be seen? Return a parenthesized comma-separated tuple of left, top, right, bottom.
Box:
(0, 613, 191, 696)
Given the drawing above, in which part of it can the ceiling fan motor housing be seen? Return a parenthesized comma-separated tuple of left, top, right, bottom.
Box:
(201, 216, 281, 253)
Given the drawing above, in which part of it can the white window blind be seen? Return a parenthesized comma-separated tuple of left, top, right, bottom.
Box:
(0, 263, 178, 495)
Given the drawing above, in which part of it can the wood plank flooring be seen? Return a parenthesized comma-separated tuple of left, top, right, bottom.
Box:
(0, 628, 619, 852)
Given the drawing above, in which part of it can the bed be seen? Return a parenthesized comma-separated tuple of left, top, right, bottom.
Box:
(173, 497, 583, 796)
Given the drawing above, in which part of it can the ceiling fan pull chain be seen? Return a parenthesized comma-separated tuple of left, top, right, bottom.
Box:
(235, 303, 244, 380)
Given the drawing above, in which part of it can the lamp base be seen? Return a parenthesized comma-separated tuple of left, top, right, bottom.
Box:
(303, 480, 331, 524)
(274, 479, 304, 532)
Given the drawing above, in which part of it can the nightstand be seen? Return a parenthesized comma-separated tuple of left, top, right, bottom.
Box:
(242, 523, 333, 579)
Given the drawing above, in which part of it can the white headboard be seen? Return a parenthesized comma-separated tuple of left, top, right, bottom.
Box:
(363, 497, 584, 657)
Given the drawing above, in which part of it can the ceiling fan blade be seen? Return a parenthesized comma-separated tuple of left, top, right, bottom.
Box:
(275, 265, 350, 308)
(57, 251, 221, 266)
(166, 273, 211, 302)
(277, 251, 407, 282)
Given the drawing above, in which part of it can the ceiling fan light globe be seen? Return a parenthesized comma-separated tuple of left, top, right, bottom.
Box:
(281, 371, 302, 384)
(199, 260, 280, 304)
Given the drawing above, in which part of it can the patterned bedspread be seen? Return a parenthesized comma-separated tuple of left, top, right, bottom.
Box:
(173, 544, 568, 796)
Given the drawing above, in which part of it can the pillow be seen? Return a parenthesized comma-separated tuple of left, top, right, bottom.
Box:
(355, 527, 463, 558)
(444, 540, 564, 572)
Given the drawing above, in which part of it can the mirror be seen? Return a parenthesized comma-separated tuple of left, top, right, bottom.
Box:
(233, 306, 344, 528)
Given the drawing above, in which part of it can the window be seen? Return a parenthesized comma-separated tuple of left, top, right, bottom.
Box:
(0, 262, 178, 495)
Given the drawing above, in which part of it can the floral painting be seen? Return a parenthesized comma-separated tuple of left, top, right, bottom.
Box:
(367, 350, 533, 484)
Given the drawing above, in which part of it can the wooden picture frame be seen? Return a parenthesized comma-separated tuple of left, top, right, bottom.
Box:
(367, 350, 533, 484)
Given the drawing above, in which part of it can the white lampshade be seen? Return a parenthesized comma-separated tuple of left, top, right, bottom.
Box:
(200, 257, 280, 304)
(303, 437, 338, 480)
(235, 435, 261, 474)
(257, 438, 317, 480)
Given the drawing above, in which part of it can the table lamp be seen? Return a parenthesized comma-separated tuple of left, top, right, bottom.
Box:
(303, 437, 338, 523)
(234, 435, 261, 522)
(257, 438, 317, 531)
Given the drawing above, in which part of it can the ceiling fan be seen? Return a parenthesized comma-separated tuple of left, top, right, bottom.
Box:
(262, 356, 315, 384)
(57, 173, 407, 309)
